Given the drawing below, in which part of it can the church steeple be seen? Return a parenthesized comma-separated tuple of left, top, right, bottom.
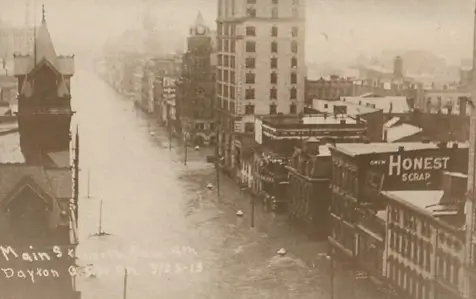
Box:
(13, 7, 75, 158)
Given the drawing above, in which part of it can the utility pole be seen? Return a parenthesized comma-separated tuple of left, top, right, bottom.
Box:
(123, 268, 128, 299)
(184, 132, 188, 165)
(73, 127, 80, 226)
(215, 121, 220, 199)
(87, 169, 91, 199)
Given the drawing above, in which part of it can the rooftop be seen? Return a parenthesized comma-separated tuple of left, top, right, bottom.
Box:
(261, 114, 361, 127)
(312, 98, 380, 116)
(331, 141, 468, 157)
(385, 123, 423, 142)
(383, 190, 459, 218)
(342, 95, 411, 114)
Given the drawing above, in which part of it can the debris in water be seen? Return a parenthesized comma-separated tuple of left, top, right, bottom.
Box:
(277, 248, 287, 256)
(236, 210, 244, 216)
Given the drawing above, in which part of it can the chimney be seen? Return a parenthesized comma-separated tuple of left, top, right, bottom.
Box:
(356, 115, 361, 123)
(452, 143, 459, 149)
(440, 172, 468, 203)
(340, 119, 346, 124)
(421, 137, 430, 143)
(438, 141, 447, 149)
(398, 146, 404, 152)
(383, 128, 388, 142)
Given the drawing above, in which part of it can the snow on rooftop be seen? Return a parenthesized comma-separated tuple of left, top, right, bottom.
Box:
(301, 115, 357, 125)
(385, 190, 445, 214)
(386, 123, 422, 142)
(0, 130, 25, 163)
(342, 96, 410, 114)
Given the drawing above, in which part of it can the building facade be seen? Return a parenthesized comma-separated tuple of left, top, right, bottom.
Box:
(383, 171, 467, 299)
(305, 76, 353, 105)
(286, 144, 332, 239)
(216, 0, 306, 175)
(252, 114, 366, 212)
(328, 142, 468, 266)
(177, 13, 216, 146)
(1, 11, 80, 299)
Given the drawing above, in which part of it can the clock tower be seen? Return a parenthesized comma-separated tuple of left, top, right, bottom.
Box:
(177, 12, 215, 146)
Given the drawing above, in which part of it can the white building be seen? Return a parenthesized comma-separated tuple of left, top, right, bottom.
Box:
(216, 0, 306, 172)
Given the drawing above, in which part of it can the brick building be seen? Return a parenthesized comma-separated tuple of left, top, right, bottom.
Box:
(286, 143, 332, 239)
(251, 114, 366, 211)
(176, 12, 216, 146)
(382, 171, 467, 299)
(328, 142, 468, 268)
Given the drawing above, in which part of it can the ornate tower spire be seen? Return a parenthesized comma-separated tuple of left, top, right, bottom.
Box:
(41, 4, 46, 24)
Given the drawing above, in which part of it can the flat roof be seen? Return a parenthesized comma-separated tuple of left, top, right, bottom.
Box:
(331, 141, 468, 157)
(383, 190, 459, 218)
(261, 114, 359, 126)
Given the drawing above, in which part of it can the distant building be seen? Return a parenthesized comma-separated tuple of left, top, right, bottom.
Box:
(176, 12, 216, 146)
(312, 98, 384, 141)
(421, 90, 471, 116)
(305, 76, 353, 105)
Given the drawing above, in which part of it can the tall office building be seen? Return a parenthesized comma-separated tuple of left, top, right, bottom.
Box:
(215, 0, 306, 173)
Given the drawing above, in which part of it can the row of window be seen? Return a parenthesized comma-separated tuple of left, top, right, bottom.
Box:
(244, 103, 297, 115)
(330, 193, 354, 223)
(245, 56, 298, 69)
(246, 6, 299, 19)
(247, 0, 300, 4)
(388, 205, 432, 238)
(216, 69, 236, 84)
(217, 83, 235, 100)
(332, 162, 359, 196)
(216, 38, 236, 53)
(387, 258, 431, 299)
(246, 25, 299, 38)
(244, 87, 297, 100)
(389, 228, 432, 273)
(246, 40, 298, 54)
(331, 217, 355, 252)
(217, 55, 236, 69)
(245, 72, 298, 85)
(436, 249, 461, 288)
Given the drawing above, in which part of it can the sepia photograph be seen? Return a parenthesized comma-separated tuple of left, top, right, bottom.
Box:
(0, 0, 475, 298)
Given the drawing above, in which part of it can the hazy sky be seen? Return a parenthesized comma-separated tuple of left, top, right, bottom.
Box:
(0, 0, 474, 65)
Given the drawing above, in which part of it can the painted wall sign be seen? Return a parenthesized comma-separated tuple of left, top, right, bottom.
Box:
(365, 147, 468, 190)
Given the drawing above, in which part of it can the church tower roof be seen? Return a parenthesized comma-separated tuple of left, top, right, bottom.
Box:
(34, 5, 58, 69)
(194, 11, 206, 28)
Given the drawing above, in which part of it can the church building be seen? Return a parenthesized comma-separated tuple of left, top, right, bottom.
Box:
(0, 7, 80, 299)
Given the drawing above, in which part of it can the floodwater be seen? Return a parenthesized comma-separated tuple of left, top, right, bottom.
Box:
(72, 67, 386, 299)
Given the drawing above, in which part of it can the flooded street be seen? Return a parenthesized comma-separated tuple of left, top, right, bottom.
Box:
(72, 69, 382, 299)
